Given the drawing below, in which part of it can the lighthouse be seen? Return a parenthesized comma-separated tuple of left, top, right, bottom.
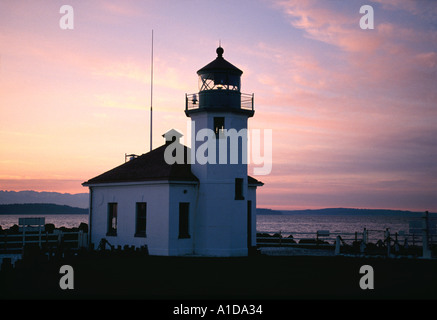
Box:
(83, 46, 262, 257)
(185, 46, 260, 256)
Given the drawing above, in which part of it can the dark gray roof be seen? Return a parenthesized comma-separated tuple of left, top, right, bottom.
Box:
(83, 142, 263, 187)
(248, 176, 264, 186)
(82, 143, 198, 185)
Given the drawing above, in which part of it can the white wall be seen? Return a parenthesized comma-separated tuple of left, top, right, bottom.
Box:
(190, 112, 248, 181)
(189, 111, 252, 256)
(168, 183, 198, 256)
(190, 179, 249, 256)
(89, 181, 199, 256)
(89, 183, 170, 255)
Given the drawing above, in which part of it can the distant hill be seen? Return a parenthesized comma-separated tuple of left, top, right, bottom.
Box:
(1, 190, 434, 218)
(0, 203, 88, 215)
(256, 208, 280, 215)
(0, 190, 88, 209)
(257, 207, 435, 217)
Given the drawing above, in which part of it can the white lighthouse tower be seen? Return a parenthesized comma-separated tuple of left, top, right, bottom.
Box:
(185, 46, 261, 256)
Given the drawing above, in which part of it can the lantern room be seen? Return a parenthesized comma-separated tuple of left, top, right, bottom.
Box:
(185, 46, 254, 116)
(197, 47, 242, 91)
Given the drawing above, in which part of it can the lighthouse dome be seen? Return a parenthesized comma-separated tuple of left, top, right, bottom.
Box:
(197, 46, 243, 76)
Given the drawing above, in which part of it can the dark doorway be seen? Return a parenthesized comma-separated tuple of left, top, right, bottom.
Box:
(179, 202, 190, 239)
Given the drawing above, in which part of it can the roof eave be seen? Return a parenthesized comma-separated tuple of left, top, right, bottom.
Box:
(82, 179, 199, 188)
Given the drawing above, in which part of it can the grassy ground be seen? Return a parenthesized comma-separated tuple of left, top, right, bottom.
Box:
(1, 249, 436, 300)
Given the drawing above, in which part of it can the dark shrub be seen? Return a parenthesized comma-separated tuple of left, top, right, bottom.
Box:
(45, 223, 55, 233)
(78, 223, 88, 233)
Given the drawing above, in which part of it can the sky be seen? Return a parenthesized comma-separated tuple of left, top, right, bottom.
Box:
(0, 0, 436, 212)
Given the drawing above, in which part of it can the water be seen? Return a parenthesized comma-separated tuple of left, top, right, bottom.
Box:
(0, 212, 424, 235)
(257, 214, 414, 235)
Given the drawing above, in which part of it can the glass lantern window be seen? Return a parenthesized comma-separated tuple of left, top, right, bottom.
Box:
(199, 72, 240, 91)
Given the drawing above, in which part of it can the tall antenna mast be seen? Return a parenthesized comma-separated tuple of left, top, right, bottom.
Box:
(150, 29, 154, 152)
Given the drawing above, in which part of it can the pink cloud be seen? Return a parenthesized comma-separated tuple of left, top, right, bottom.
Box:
(274, 0, 381, 53)
(100, 1, 145, 18)
(416, 52, 437, 69)
(251, 2, 437, 118)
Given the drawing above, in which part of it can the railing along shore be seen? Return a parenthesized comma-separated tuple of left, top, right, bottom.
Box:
(256, 228, 436, 258)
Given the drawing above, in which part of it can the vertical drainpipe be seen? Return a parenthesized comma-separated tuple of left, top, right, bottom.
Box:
(88, 187, 93, 249)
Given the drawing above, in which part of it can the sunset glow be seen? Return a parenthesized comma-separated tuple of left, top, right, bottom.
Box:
(1, 0, 436, 211)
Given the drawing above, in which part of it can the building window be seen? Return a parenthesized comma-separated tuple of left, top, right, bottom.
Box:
(107, 203, 117, 236)
(214, 117, 225, 138)
(135, 202, 147, 237)
(179, 202, 190, 239)
(235, 178, 244, 200)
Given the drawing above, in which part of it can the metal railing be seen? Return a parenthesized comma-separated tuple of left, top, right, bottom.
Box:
(185, 93, 254, 111)
(186, 93, 199, 110)
(256, 228, 436, 257)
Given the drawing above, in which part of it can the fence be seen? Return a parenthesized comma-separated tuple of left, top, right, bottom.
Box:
(257, 227, 436, 258)
(1, 230, 88, 254)
(257, 229, 436, 246)
(1, 218, 88, 254)
(257, 212, 436, 257)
